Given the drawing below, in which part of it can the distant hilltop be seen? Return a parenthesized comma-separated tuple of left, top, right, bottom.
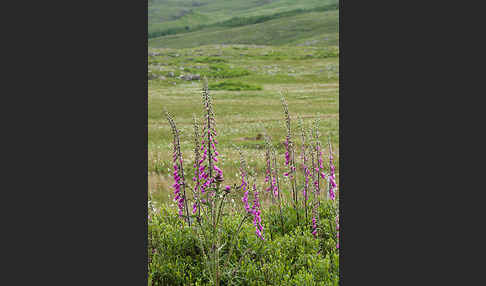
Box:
(148, 0, 338, 48)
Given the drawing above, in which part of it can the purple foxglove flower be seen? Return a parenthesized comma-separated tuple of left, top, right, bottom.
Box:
(213, 165, 223, 177)
(251, 188, 264, 240)
(273, 180, 278, 197)
(242, 190, 250, 212)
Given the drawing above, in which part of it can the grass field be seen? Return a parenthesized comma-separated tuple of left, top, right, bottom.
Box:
(148, 44, 339, 205)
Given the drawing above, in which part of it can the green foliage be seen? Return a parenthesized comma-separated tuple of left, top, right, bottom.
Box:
(148, 201, 339, 285)
(209, 81, 262, 91)
(186, 64, 250, 79)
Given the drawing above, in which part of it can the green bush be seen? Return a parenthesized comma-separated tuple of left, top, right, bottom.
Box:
(148, 201, 339, 285)
(207, 64, 251, 78)
(209, 81, 262, 91)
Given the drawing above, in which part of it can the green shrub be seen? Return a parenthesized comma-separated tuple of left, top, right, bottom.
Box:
(148, 201, 339, 285)
(209, 81, 262, 91)
(206, 64, 250, 78)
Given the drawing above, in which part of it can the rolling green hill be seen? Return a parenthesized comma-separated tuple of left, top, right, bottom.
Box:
(148, 0, 337, 33)
(149, 9, 338, 48)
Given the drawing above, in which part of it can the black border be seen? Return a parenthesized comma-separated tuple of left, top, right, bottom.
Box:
(16, 1, 150, 284)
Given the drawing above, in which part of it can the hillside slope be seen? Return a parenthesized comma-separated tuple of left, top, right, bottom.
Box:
(149, 10, 338, 48)
(148, 0, 337, 33)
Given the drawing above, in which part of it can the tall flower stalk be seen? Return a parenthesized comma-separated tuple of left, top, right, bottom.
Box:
(165, 110, 190, 225)
(309, 132, 318, 237)
(192, 115, 202, 216)
(251, 183, 264, 240)
(328, 137, 339, 249)
(328, 137, 336, 201)
(200, 78, 223, 199)
(199, 78, 227, 285)
(281, 94, 299, 227)
(314, 120, 326, 199)
(310, 119, 327, 238)
(299, 117, 310, 226)
(264, 139, 274, 201)
(264, 132, 284, 234)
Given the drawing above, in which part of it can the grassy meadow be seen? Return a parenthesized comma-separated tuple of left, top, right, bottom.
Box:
(148, 44, 339, 205)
